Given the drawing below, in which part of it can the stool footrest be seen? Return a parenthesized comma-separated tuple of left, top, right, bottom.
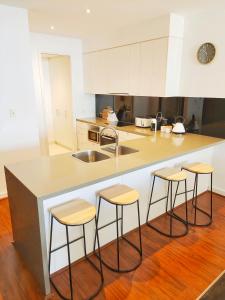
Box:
(150, 195, 168, 205)
(187, 204, 212, 226)
(98, 218, 122, 231)
(94, 234, 142, 273)
(50, 235, 84, 254)
(146, 218, 188, 238)
(176, 189, 194, 196)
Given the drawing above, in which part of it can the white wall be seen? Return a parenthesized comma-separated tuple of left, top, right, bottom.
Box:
(41, 58, 54, 143)
(31, 33, 95, 155)
(0, 5, 40, 198)
(180, 10, 225, 97)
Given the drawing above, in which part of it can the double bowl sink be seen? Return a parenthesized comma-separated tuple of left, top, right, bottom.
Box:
(72, 145, 138, 163)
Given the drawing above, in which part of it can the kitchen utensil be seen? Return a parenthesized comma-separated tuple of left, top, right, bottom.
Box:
(172, 116, 186, 134)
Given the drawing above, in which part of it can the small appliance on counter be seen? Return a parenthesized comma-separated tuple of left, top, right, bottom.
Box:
(100, 106, 114, 120)
(172, 116, 186, 134)
(88, 125, 100, 143)
(135, 116, 152, 128)
(107, 111, 118, 124)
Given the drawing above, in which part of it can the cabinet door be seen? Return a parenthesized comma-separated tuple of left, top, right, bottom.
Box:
(83, 44, 139, 95)
(83, 52, 108, 94)
(139, 38, 168, 96)
(106, 46, 131, 94)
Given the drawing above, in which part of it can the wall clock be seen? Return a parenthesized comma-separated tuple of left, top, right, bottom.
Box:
(197, 42, 216, 64)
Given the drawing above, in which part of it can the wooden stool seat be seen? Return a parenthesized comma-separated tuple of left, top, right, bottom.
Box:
(98, 184, 139, 205)
(50, 199, 96, 226)
(182, 162, 214, 174)
(154, 167, 187, 181)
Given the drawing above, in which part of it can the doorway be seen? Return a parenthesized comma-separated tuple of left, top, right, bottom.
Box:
(41, 54, 74, 156)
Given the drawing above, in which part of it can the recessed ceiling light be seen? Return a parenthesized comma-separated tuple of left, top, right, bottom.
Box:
(86, 8, 91, 14)
(50, 26, 54, 30)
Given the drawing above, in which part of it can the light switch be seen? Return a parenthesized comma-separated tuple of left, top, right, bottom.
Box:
(9, 109, 16, 119)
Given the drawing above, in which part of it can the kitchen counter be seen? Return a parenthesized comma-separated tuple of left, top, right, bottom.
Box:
(4, 130, 225, 296)
(5, 132, 224, 201)
(77, 117, 154, 136)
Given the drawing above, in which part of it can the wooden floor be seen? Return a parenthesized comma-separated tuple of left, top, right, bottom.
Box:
(1, 193, 225, 299)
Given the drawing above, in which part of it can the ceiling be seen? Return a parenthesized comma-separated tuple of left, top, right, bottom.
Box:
(0, 0, 224, 39)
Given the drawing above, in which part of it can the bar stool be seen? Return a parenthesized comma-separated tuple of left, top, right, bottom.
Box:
(93, 184, 142, 273)
(181, 162, 214, 226)
(146, 167, 189, 238)
(48, 199, 104, 300)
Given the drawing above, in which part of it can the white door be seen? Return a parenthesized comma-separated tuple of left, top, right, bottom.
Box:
(48, 56, 74, 149)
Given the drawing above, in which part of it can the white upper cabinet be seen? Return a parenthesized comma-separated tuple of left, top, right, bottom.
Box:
(83, 15, 184, 97)
(84, 44, 139, 95)
(84, 37, 182, 97)
(106, 45, 130, 94)
(139, 38, 168, 96)
(83, 51, 108, 94)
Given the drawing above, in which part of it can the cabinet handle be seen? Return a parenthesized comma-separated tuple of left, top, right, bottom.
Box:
(108, 92, 130, 95)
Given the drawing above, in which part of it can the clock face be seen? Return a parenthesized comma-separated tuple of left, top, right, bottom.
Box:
(197, 43, 216, 64)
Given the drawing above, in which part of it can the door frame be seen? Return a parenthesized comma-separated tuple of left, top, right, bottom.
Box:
(34, 51, 75, 155)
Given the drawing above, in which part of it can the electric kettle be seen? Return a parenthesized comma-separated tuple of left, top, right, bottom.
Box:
(172, 116, 186, 134)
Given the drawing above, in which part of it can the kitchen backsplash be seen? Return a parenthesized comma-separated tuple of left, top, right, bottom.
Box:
(95, 95, 225, 139)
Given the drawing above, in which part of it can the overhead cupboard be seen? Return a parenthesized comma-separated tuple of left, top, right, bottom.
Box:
(83, 36, 183, 97)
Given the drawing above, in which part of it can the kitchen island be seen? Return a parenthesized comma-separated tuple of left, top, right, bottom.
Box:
(4, 132, 225, 295)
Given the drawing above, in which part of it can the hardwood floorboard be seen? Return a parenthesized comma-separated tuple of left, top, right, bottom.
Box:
(0, 192, 225, 299)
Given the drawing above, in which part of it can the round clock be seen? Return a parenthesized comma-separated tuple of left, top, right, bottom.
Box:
(197, 42, 216, 64)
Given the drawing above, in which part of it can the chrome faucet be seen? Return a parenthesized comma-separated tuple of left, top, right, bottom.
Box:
(100, 126, 119, 157)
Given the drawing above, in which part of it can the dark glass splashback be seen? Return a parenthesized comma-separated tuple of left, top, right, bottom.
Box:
(96, 95, 225, 139)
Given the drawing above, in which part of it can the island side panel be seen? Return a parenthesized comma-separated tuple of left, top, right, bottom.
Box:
(4, 167, 50, 295)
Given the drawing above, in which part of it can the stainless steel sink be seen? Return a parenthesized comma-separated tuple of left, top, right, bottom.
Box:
(72, 150, 110, 163)
(103, 145, 139, 155)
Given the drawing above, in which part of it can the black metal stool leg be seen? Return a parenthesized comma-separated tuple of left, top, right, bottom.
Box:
(194, 174, 198, 224)
(66, 225, 73, 300)
(116, 204, 120, 271)
(210, 173, 213, 219)
(146, 176, 156, 223)
(93, 197, 102, 253)
(95, 216, 104, 282)
(172, 182, 180, 211)
(185, 179, 188, 224)
(169, 181, 173, 236)
(48, 214, 53, 275)
(82, 224, 87, 257)
(192, 174, 197, 205)
(121, 205, 124, 237)
(170, 180, 189, 233)
(165, 181, 170, 214)
(137, 200, 142, 256)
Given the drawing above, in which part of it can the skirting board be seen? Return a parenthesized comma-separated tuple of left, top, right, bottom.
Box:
(213, 187, 225, 197)
(0, 191, 7, 200)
